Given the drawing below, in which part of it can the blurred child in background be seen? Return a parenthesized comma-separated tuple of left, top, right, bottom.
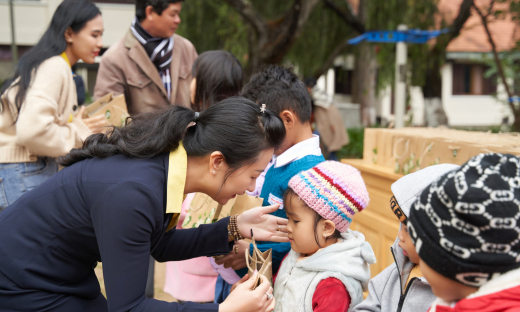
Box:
(353, 164, 458, 312)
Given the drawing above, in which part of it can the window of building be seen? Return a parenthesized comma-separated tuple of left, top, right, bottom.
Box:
(452, 63, 497, 95)
(334, 66, 353, 95)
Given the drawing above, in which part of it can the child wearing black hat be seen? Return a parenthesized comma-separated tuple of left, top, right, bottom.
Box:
(407, 153, 520, 311)
(353, 164, 458, 312)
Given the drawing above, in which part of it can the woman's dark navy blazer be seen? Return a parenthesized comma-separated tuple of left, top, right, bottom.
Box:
(0, 153, 233, 312)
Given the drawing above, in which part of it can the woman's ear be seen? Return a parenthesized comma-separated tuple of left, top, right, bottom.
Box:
(323, 220, 337, 238)
(208, 151, 228, 174)
(64, 27, 74, 43)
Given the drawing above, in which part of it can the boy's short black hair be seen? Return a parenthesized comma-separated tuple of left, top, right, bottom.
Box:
(136, 0, 184, 22)
(241, 65, 312, 123)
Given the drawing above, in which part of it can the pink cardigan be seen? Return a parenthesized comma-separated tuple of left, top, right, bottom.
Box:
(163, 193, 218, 302)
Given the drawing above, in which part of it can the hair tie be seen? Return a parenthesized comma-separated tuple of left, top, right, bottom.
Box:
(260, 104, 266, 113)
(194, 112, 199, 121)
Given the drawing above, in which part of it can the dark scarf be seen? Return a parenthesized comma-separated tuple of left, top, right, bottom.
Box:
(130, 17, 173, 98)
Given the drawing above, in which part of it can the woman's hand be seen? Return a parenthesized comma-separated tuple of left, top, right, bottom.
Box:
(214, 240, 249, 270)
(219, 272, 275, 312)
(230, 274, 249, 293)
(75, 106, 109, 134)
(236, 204, 288, 242)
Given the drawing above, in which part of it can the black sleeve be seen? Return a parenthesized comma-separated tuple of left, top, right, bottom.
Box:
(152, 217, 233, 262)
(91, 181, 220, 312)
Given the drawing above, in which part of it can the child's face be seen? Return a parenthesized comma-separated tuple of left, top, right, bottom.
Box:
(397, 223, 420, 264)
(284, 192, 321, 255)
(419, 259, 478, 303)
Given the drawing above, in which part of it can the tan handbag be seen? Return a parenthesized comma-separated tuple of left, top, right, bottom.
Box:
(245, 230, 273, 290)
(83, 93, 129, 127)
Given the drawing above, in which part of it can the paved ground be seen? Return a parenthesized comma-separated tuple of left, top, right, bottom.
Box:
(95, 261, 176, 302)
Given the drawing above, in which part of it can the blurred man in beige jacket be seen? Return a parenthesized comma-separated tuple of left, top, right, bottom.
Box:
(305, 78, 349, 160)
(94, 0, 197, 115)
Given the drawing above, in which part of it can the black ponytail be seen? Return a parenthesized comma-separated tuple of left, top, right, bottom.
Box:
(59, 97, 285, 170)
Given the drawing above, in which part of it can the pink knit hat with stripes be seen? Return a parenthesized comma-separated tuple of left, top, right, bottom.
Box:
(288, 161, 369, 233)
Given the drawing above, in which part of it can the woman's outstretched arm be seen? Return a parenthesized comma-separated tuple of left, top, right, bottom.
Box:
(152, 204, 289, 262)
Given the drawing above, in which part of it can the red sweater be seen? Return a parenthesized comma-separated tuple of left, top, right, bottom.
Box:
(429, 284, 520, 312)
(274, 255, 351, 312)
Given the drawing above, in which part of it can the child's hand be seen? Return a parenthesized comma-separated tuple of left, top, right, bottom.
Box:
(214, 240, 249, 270)
(219, 272, 275, 312)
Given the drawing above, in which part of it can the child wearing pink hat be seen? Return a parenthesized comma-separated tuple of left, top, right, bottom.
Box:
(273, 161, 376, 312)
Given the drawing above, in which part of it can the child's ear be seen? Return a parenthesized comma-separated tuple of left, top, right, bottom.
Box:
(280, 110, 295, 129)
(323, 220, 336, 238)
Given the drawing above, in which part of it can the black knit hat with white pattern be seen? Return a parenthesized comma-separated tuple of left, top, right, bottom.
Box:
(407, 153, 520, 287)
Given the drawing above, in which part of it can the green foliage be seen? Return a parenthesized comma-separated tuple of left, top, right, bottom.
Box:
(480, 0, 520, 96)
(176, 0, 249, 64)
(175, 0, 459, 93)
(177, 1, 355, 78)
(367, 0, 439, 91)
(285, 2, 355, 78)
(480, 51, 520, 118)
(336, 127, 365, 159)
(84, 90, 93, 104)
(495, 0, 520, 22)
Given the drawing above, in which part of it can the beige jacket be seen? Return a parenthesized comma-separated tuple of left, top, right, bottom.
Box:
(94, 30, 198, 115)
(314, 104, 350, 152)
(0, 56, 92, 163)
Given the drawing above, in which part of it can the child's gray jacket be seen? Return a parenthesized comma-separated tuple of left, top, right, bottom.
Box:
(352, 236, 436, 312)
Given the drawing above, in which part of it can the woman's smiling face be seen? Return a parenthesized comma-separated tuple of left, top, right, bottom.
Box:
(66, 14, 104, 64)
(211, 148, 273, 205)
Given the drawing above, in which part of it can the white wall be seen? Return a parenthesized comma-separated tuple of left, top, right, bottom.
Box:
(410, 86, 425, 126)
(375, 62, 513, 127)
(0, 0, 135, 48)
(441, 62, 513, 126)
(378, 85, 392, 125)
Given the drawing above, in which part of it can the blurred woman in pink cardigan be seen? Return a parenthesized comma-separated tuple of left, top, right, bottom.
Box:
(163, 50, 243, 303)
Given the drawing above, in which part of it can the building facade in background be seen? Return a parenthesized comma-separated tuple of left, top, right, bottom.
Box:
(1, 0, 517, 127)
(319, 0, 518, 128)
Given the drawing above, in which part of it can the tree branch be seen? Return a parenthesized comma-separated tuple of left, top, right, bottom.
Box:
(262, 0, 322, 63)
(222, 0, 268, 40)
(424, 0, 474, 99)
(323, 0, 365, 34)
(312, 39, 350, 78)
(446, 0, 474, 42)
(474, 2, 515, 113)
(487, 0, 495, 17)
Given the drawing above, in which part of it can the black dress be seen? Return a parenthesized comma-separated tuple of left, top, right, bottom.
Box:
(0, 153, 232, 312)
